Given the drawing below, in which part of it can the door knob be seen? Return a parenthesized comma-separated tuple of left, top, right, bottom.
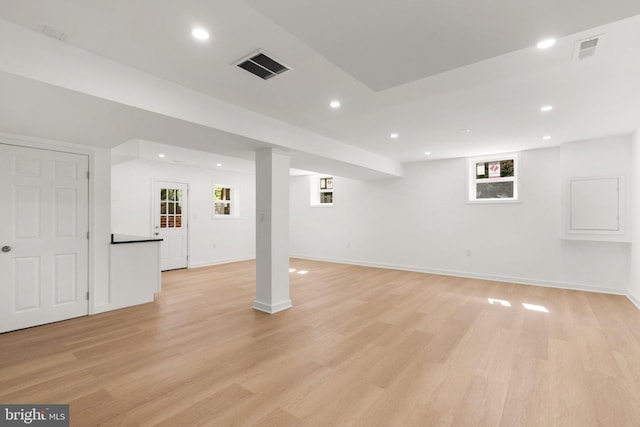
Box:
(1, 246, 11, 253)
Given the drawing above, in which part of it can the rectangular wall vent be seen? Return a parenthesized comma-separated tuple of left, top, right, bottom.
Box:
(574, 35, 602, 61)
(235, 50, 291, 80)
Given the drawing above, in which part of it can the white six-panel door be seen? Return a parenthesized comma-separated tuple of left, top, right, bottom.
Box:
(153, 181, 188, 271)
(0, 144, 89, 333)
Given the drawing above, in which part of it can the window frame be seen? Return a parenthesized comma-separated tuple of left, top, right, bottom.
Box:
(213, 184, 239, 218)
(310, 175, 334, 207)
(467, 153, 519, 203)
(159, 187, 185, 229)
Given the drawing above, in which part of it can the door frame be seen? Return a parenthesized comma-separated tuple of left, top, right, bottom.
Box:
(151, 179, 190, 270)
(0, 132, 97, 316)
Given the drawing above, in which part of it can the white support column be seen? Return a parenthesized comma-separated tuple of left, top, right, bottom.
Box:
(254, 149, 292, 314)
(629, 129, 640, 308)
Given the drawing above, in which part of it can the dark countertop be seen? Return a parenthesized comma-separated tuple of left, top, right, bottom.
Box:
(111, 234, 163, 244)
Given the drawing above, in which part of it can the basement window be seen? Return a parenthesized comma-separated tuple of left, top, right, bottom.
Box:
(214, 185, 239, 217)
(310, 175, 334, 206)
(468, 154, 519, 203)
(320, 177, 334, 204)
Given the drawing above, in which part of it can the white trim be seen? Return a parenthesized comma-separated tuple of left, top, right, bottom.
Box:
(0, 132, 99, 316)
(92, 303, 112, 314)
(627, 292, 640, 310)
(92, 298, 152, 314)
(562, 175, 629, 242)
(213, 183, 240, 218)
(253, 299, 293, 314)
(466, 199, 521, 205)
(0, 131, 95, 154)
(151, 179, 190, 235)
(152, 179, 190, 271)
(289, 253, 628, 296)
(188, 256, 255, 269)
(467, 153, 519, 203)
(310, 174, 335, 206)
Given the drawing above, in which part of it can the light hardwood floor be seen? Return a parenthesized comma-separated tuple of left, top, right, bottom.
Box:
(2, 259, 640, 426)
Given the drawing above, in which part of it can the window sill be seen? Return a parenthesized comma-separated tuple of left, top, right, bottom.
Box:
(467, 199, 520, 205)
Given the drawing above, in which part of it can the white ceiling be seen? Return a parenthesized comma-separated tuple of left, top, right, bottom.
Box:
(245, 0, 640, 90)
(0, 0, 639, 178)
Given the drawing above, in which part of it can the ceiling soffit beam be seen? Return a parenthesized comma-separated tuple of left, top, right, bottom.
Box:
(0, 19, 402, 178)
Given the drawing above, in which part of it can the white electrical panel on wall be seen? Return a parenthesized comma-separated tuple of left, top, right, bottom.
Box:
(570, 177, 619, 231)
(563, 175, 628, 241)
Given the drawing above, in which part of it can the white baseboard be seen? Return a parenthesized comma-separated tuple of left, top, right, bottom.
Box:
(185, 253, 638, 311)
(627, 291, 640, 310)
(189, 256, 255, 269)
(290, 253, 628, 296)
(253, 299, 292, 314)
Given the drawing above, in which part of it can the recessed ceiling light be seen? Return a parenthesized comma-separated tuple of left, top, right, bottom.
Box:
(192, 28, 210, 41)
(329, 100, 341, 109)
(540, 105, 553, 112)
(158, 154, 166, 158)
(216, 163, 222, 167)
(460, 129, 471, 133)
(537, 38, 556, 49)
(542, 135, 552, 140)
(424, 151, 432, 156)
(390, 133, 399, 139)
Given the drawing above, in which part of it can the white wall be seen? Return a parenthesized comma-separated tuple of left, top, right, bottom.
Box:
(111, 159, 256, 268)
(291, 137, 632, 293)
(90, 147, 112, 312)
(630, 130, 640, 307)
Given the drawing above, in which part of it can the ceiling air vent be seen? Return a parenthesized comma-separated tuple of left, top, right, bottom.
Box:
(235, 50, 291, 80)
(41, 25, 68, 42)
(574, 35, 601, 61)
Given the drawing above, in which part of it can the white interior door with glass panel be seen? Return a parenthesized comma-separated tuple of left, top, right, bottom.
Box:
(154, 181, 188, 271)
(0, 144, 89, 333)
